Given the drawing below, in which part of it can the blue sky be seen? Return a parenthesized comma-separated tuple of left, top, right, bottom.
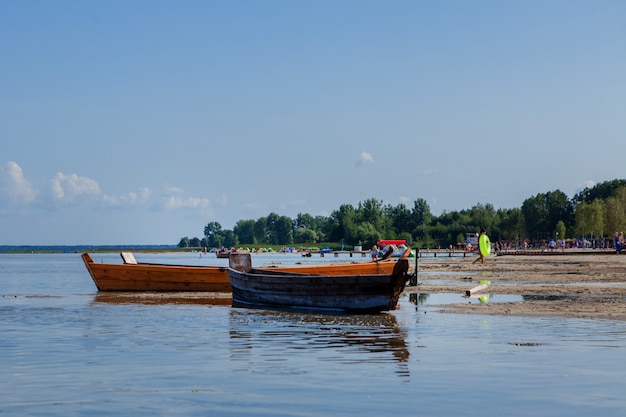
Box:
(1, 1, 625, 245)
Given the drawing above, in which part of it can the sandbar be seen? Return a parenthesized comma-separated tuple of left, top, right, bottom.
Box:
(404, 251, 626, 320)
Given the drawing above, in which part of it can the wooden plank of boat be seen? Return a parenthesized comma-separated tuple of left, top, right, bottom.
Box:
(81, 253, 231, 292)
(262, 257, 401, 276)
(121, 252, 138, 264)
(464, 280, 491, 297)
(228, 252, 410, 313)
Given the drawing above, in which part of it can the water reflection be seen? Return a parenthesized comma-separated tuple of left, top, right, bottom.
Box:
(93, 292, 232, 306)
(227, 308, 410, 377)
(409, 292, 525, 305)
(409, 292, 430, 305)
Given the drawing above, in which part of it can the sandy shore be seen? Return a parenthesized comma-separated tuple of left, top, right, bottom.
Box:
(404, 251, 626, 320)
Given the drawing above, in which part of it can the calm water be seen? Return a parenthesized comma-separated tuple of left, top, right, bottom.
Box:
(1, 252, 625, 416)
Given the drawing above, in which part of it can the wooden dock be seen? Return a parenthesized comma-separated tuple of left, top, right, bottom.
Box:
(318, 250, 370, 258)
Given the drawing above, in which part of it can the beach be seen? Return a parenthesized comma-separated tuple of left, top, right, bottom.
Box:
(406, 251, 626, 320)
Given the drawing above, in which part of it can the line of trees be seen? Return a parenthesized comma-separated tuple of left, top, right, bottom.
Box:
(178, 179, 626, 250)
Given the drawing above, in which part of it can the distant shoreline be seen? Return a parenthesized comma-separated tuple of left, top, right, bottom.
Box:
(0, 245, 179, 254)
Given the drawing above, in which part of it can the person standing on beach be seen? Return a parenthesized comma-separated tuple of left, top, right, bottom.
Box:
(473, 229, 487, 265)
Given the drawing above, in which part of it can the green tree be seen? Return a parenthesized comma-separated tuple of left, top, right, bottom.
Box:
(411, 198, 432, 242)
(573, 179, 626, 203)
(204, 221, 223, 247)
(293, 213, 325, 243)
(493, 208, 523, 241)
(357, 198, 387, 232)
(431, 209, 471, 247)
(604, 186, 626, 235)
(589, 199, 605, 239)
(294, 227, 318, 244)
(555, 220, 566, 242)
(545, 190, 574, 233)
(328, 204, 357, 243)
(412, 198, 432, 227)
(575, 200, 604, 240)
(385, 203, 412, 236)
(312, 215, 329, 242)
(254, 217, 268, 243)
(178, 237, 190, 248)
(221, 229, 237, 248)
(234, 219, 256, 244)
(468, 203, 496, 231)
(295, 213, 316, 230)
(522, 190, 572, 240)
(264, 213, 280, 244)
(274, 215, 294, 245)
(353, 222, 380, 249)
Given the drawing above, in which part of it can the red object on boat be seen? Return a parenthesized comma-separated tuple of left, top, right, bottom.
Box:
(377, 240, 407, 246)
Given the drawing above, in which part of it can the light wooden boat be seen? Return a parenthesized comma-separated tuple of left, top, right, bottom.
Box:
(228, 253, 411, 313)
(81, 252, 231, 292)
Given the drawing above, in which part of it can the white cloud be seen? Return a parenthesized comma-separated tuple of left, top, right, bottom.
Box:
(102, 187, 151, 207)
(163, 184, 184, 195)
(164, 195, 210, 210)
(577, 180, 596, 192)
(1, 161, 36, 204)
(162, 186, 210, 210)
(357, 151, 374, 166)
(51, 172, 100, 204)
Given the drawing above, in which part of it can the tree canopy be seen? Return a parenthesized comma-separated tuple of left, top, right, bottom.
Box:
(179, 180, 626, 249)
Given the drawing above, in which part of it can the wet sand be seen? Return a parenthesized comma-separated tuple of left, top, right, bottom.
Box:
(404, 251, 626, 320)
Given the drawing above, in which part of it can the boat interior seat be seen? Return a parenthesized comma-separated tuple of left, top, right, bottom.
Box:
(120, 252, 138, 264)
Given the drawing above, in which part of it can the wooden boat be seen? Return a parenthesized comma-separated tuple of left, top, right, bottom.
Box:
(227, 253, 411, 313)
(81, 252, 231, 292)
(215, 249, 231, 258)
(82, 249, 413, 293)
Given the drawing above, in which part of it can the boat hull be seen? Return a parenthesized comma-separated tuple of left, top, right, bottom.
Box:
(228, 253, 410, 313)
(81, 253, 231, 292)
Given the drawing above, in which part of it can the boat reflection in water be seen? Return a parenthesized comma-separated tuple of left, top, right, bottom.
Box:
(92, 292, 409, 376)
(93, 292, 232, 306)
(228, 308, 410, 376)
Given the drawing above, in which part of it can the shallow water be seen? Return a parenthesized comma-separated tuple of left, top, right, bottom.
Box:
(1, 253, 625, 416)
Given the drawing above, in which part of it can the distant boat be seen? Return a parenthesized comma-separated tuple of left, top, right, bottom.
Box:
(215, 249, 231, 258)
(227, 252, 411, 313)
(82, 251, 410, 293)
(377, 240, 416, 258)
